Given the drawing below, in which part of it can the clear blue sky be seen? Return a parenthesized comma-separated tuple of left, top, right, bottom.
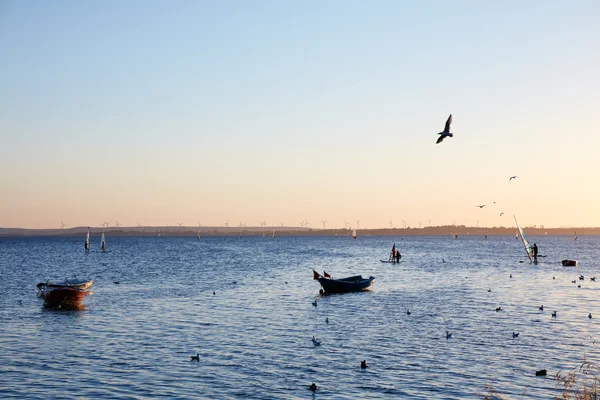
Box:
(1, 1, 599, 228)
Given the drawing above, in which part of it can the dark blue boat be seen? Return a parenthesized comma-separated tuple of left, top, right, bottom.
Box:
(313, 270, 375, 293)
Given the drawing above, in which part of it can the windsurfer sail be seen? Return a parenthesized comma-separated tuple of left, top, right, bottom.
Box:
(352, 229, 357, 240)
(451, 232, 457, 239)
(389, 243, 396, 261)
(514, 216, 532, 262)
(85, 228, 90, 252)
(100, 232, 106, 253)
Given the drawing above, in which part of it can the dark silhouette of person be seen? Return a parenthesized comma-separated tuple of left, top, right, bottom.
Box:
(533, 243, 538, 261)
(396, 250, 401, 263)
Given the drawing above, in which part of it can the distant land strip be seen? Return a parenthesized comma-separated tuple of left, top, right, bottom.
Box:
(0, 226, 598, 237)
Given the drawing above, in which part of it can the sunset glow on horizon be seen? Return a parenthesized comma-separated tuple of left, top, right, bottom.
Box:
(2, 1, 599, 229)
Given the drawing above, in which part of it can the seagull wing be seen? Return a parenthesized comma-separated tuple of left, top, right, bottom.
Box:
(436, 135, 445, 144)
(444, 114, 452, 133)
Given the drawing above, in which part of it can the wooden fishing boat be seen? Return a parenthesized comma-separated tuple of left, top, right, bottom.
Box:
(313, 270, 374, 293)
(37, 285, 88, 309)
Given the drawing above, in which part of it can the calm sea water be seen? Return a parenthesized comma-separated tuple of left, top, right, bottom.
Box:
(1, 234, 599, 399)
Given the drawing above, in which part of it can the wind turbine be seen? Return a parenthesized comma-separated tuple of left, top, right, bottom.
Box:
(344, 220, 349, 229)
(321, 220, 327, 229)
(115, 220, 121, 227)
(104, 221, 111, 228)
(304, 220, 310, 227)
(280, 222, 285, 227)
(299, 221, 305, 228)
(60, 221, 67, 229)
(355, 220, 360, 230)
(198, 222, 202, 227)
(138, 222, 142, 228)
(388, 220, 393, 229)
(177, 222, 183, 231)
(224, 221, 229, 228)
(260, 220, 267, 228)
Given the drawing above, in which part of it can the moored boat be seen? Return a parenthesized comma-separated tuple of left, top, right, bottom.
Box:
(561, 260, 578, 267)
(37, 285, 88, 309)
(313, 270, 374, 293)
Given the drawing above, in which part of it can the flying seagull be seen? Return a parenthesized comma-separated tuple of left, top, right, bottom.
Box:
(500, 212, 504, 216)
(436, 114, 453, 144)
(475, 205, 486, 209)
(509, 176, 519, 181)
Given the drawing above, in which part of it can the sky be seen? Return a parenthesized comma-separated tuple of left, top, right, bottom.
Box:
(1, 1, 599, 229)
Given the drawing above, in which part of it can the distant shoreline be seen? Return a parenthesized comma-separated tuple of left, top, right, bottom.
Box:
(0, 226, 597, 238)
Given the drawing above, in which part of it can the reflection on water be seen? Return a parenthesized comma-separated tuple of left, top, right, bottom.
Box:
(0, 235, 599, 399)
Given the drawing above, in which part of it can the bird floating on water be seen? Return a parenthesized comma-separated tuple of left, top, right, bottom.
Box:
(513, 332, 520, 338)
(309, 383, 318, 391)
(446, 330, 452, 339)
(361, 360, 368, 369)
(536, 369, 547, 376)
(312, 336, 322, 346)
(552, 311, 557, 318)
(488, 289, 491, 292)
(496, 307, 502, 312)
(213, 291, 215, 295)
(312, 300, 318, 307)
(539, 305, 544, 311)
(114, 281, 120, 284)
(509, 176, 519, 181)
(190, 353, 200, 362)
(510, 274, 513, 278)
(406, 309, 411, 315)
(572, 280, 577, 284)
(436, 114, 454, 144)
(589, 313, 593, 319)
(591, 277, 596, 281)
(325, 317, 329, 324)
(442, 258, 446, 263)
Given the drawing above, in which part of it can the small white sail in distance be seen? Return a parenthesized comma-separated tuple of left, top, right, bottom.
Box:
(352, 228, 357, 240)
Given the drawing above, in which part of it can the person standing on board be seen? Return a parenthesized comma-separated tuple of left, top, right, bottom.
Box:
(396, 250, 401, 263)
(532, 243, 538, 262)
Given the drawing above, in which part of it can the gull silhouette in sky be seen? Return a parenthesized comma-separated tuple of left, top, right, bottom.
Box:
(475, 205, 486, 209)
(500, 212, 504, 216)
(509, 176, 519, 181)
(436, 114, 453, 144)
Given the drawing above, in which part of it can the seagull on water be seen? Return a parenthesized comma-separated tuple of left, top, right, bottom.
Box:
(509, 176, 519, 181)
(552, 311, 557, 318)
(496, 307, 503, 312)
(589, 313, 593, 319)
(446, 330, 452, 339)
(436, 114, 454, 144)
(475, 205, 486, 209)
(312, 336, 322, 346)
(312, 300, 318, 307)
(591, 277, 597, 281)
(190, 353, 200, 362)
(539, 305, 544, 311)
(361, 360, 368, 369)
(406, 309, 411, 315)
(513, 332, 520, 338)
(325, 317, 329, 324)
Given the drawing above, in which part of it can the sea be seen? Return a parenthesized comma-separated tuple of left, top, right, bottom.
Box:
(0, 234, 598, 399)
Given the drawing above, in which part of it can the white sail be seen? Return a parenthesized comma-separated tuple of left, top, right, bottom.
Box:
(85, 228, 90, 249)
(352, 229, 357, 239)
(514, 216, 532, 262)
(100, 232, 106, 249)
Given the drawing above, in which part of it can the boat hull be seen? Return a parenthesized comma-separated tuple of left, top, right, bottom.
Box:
(318, 275, 375, 293)
(40, 287, 87, 309)
(562, 260, 578, 267)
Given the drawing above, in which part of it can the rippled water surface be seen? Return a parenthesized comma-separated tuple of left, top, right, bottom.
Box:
(1, 234, 599, 399)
